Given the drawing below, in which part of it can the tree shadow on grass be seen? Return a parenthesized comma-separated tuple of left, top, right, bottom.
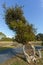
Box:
(0, 47, 28, 64)
(16, 54, 26, 62)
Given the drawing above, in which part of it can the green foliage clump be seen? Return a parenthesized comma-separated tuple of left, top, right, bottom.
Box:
(4, 5, 36, 44)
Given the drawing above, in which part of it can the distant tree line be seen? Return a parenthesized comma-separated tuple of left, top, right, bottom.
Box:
(0, 32, 43, 45)
(0, 32, 13, 41)
(36, 33, 43, 45)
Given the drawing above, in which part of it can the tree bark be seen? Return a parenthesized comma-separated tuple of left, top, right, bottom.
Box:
(23, 45, 31, 63)
(23, 44, 36, 63)
(38, 49, 41, 58)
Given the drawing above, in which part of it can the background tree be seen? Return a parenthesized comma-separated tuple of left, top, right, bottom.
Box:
(0, 32, 6, 40)
(36, 33, 43, 41)
(36, 33, 43, 46)
(0, 32, 13, 41)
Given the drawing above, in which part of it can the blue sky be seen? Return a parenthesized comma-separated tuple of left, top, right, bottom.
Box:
(0, 0, 43, 38)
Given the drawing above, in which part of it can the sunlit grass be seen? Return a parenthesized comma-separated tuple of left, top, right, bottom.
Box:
(0, 47, 12, 51)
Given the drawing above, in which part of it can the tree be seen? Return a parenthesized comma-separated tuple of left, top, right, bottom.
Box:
(36, 33, 43, 46)
(0, 32, 6, 40)
(36, 33, 43, 41)
(4, 5, 36, 63)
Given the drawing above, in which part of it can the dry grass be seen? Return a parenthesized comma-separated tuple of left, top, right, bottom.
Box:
(0, 54, 43, 65)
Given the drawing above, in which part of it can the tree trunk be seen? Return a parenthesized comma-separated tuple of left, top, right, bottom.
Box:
(23, 44, 36, 63)
(38, 49, 41, 58)
(23, 45, 31, 63)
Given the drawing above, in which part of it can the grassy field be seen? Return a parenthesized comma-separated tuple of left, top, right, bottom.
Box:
(0, 50, 43, 65)
(0, 54, 43, 65)
(0, 43, 43, 65)
(0, 47, 9, 51)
